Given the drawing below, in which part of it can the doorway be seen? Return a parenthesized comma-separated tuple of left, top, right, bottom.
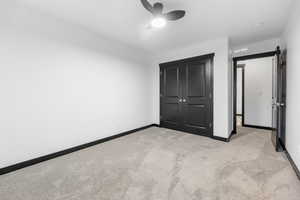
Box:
(233, 47, 286, 151)
(236, 64, 245, 127)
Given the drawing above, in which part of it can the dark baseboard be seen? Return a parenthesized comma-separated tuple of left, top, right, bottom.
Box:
(212, 130, 235, 143)
(0, 124, 158, 176)
(229, 130, 236, 140)
(151, 124, 160, 127)
(285, 151, 300, 180)
(231, 130, 237, 135)
(212, 136, 228, 142)
(243, 124, 273, 130)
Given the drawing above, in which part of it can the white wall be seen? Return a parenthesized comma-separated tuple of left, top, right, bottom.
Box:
(239, 57, 273, 127)
(236, 68, 243, 115)
(233, 38, 281, 57)
(281, 0, 300, 170)
(0, 2, 152, 168)
(151, 38, 231, 138)
(228, 44, 234, 135)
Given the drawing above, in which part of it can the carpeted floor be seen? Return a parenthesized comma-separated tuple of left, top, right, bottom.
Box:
(0, 126, 299, 200)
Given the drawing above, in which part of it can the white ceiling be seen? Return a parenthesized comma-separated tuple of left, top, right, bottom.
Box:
(20, 0, 293, 53)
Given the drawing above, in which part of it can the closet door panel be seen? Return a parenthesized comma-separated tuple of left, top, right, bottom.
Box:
(182, 58, 213, 136)
(160, 65, 182, 130)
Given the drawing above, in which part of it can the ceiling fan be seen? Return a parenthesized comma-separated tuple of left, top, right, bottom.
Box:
(140, 0, 186, 28)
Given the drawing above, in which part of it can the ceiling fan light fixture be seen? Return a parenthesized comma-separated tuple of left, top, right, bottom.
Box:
(141, 0, 185, 29)
(151, 17, 166, 28)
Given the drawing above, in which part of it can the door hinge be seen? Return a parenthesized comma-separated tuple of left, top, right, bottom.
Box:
(209, 123, 212, 128)
(209, 93, 212, 99)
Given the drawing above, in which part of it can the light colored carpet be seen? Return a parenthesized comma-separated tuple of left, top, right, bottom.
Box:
(0, 127, 299, 200)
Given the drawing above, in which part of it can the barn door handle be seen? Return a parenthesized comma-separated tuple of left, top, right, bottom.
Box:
(179, 99, 183, 103)
(183, 99, 186, 103)
(276, 102, 285, 107)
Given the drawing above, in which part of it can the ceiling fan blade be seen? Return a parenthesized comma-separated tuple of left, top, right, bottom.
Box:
(153, 2, 164, 15)
(164, 10, 186, 21)
(141, 0, 154, 13)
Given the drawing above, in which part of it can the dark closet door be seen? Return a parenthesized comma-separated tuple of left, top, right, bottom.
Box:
(160, 54, 214, 137)
(160, 64, 182, 130)
(182, 58, 213, 136)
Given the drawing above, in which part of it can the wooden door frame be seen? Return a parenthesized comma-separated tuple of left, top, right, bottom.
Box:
(232, 49, 279, 134)
(159, 53, 215, 138)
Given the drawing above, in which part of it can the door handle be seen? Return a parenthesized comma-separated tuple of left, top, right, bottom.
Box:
(273, 102, 285, 107)
(183, 99, 187, 103)
(179, 99, 182, 103)
(276, 102, 285, 107)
